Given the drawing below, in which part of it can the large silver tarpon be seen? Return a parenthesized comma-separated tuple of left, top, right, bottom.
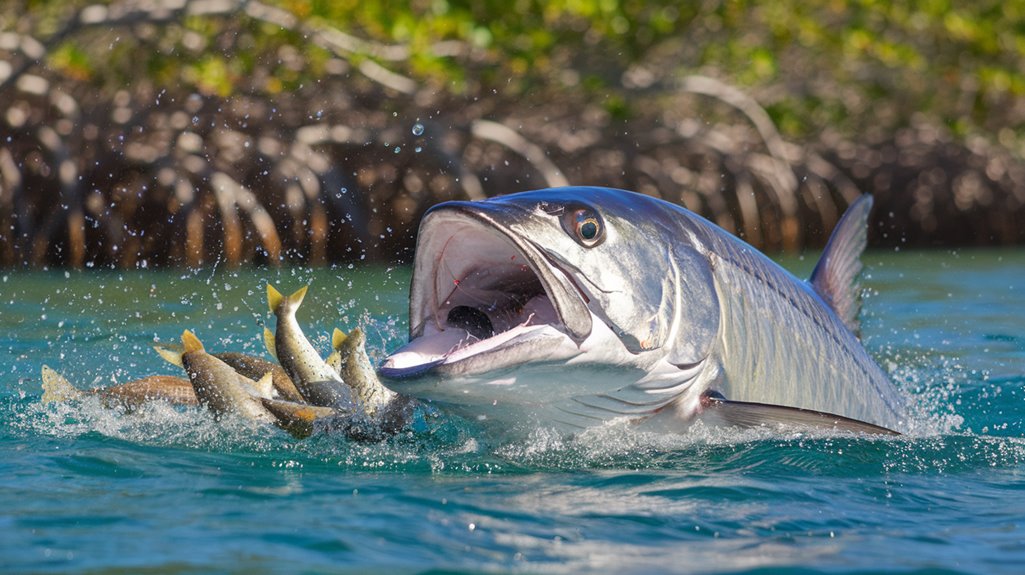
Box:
(379, 187, 905, 435)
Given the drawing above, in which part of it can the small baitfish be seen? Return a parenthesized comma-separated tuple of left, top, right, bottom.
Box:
(180, 330, 276, 424)
(265, 284, 354, 409)
(153, 343, 304, 403)
(41, 365, 198, 409)
(379, 186, 905, 436)
(332, 328, 397, 416)
(332, 327, 415, 434)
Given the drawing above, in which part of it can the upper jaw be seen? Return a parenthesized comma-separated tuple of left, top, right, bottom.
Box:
(379, 201, 591, 382)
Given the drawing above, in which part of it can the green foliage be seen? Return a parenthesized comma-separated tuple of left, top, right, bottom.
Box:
(5, 0, 1025, 145)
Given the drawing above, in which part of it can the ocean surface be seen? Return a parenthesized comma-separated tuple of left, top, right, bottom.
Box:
(1, 249, 1023, 574)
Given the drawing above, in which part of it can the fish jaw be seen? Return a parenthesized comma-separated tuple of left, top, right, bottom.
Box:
(381, 201, 594, 379)
(381, 326, 705, 433)
(407, 204, 593, 345)
(378, 198, 706, 430)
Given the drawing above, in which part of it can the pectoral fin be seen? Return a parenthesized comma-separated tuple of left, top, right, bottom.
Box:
(701, 393, 899, 436)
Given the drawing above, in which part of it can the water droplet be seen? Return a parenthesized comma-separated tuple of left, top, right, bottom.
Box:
(411, 123, 424, 136)
(394, 146, 401, 154)
(414, 146, 422, 153)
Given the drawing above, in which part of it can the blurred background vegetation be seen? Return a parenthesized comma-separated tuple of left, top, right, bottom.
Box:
(1, 0, 1023, 268)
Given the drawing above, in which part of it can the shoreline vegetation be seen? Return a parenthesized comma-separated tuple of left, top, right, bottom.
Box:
(1, 0, 1023, 269)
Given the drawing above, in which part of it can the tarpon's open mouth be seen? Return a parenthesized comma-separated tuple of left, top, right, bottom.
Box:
(379, 203, 592, 381)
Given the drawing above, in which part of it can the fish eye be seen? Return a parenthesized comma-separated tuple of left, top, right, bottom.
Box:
(562, 207, 604, 247)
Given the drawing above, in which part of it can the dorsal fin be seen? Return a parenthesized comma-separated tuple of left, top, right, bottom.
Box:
(810, 194, 873, 337)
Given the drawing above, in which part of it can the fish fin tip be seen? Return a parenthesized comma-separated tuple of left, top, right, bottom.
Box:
(331, 327, 347, 351)
(153, 342, 185, 368)
(254, 372, 275, 398)
(702, 394, 899, 435)
(266, 284, 283, 313)
(262, 327, 277, 361)
(181, 330, 204, 353)
(289, 285, 309, 305)
(325, 350, 342, 375)
(41, 365, 82, 403)
(810, 194, 872, 337)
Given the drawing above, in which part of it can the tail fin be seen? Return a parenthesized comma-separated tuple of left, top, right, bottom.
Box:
(289, 285, 308, 306)
(267, 284, 309, 314)
(267, 284, 284, 313)
(41, 365, 84, 403)
(337, 327, 366, 358)
(263, 327, 277, 361)
(181, 330, 204, 353)
(252, 372, 275, 399)
(325, 329, 344, 374)
(153, 342, 185, 367)
(331, 327, 347, 351)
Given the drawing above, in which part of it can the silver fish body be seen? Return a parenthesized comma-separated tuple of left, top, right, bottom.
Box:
(180, 331, 276, 424)
(379, 186, 904, 435)
(335, 328, 396, 416)
(266, 285, 353, 409)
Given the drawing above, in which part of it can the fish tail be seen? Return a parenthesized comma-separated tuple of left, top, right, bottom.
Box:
(266, 284, 284, 313)
(267, 284, 309, 314)
(153, 342, 185, 367)
(331, 327, 347, 351)
(288, 285, 309, 307)
(40, 365, 84, 403)
(339, 327, 365, 355)
(263, 327, 277, 360)
(253, 372, 275, 399)
(181, 330, 204, 353)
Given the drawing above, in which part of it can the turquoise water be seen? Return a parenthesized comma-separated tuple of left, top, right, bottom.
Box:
(2, 250, 1024, 574)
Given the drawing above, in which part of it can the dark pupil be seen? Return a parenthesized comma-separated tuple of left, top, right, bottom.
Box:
(579, 219, 598, 240)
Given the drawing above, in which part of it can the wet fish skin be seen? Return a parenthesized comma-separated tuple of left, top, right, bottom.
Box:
(380, 186, 906, 435)
(95, 375, 198, 409)
(260, 398, 338, 439)
(333, 328, 394, 414)
(266, 284, 353, 409)
(41, 365, 198, 410)
(333, 327, 415, 434)
(180, 330, 275, 424)
(154, 343, 303, 403)
(216, 352, 304, 403)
